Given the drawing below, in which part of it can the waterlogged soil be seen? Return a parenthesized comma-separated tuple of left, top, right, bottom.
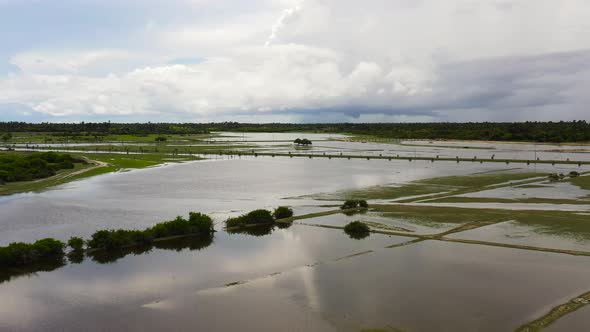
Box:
(447, 220, 590, 252)
(545, 305, 590, 332)
(460, 181, 590, 200)
(300, 211, 462, 235)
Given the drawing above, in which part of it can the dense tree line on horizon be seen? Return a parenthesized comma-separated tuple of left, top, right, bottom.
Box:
(0, 121, 589, 142)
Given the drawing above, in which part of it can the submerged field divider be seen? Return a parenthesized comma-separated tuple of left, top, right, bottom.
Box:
(201, 151, 590, 167)
(18, 145, 590, 166)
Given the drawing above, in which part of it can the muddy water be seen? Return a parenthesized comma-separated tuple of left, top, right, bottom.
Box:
(5, 235, 588, 331)
(0, 225, 406, 331)
(545, 305, 590, 331)
(0, 157, 529, 245)
(1, 139, 590, 331)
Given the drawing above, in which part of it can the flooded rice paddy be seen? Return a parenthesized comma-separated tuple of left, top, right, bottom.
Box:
(1, 133, 590, 331)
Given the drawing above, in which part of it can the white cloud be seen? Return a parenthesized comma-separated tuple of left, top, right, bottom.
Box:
(1, 0, 590, 121)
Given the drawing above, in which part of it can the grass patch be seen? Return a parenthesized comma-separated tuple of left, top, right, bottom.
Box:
(516, 291, 590, 332)
(308, 171, 545, 201)
(415, 172, 543, 188)
(0, 152, 205, 195)
(372, 204, 590, 240)
(427, 196, 590, 205)
(0, 162, 96, 195)
(570, 175, 590, 191)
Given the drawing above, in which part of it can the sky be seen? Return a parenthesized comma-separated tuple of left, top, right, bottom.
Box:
(0, 0, 589, 123)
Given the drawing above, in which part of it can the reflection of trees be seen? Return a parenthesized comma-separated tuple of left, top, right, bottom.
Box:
(88, 245, 154, 264)
(0, 257, 65, 285)
(1, 235, 216, 285)
(226, 223, 293, 237)
(88, 234, 214, 264)
(153, 234, 214, 252)
(344, 229, 370, 240)
(343, 209, 368, 217)
(226, 225, 275, 237)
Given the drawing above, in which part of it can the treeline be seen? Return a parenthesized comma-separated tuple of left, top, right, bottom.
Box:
(0, 212, 215, 269)
(1, 121, 589, 142)
(0, 122, 209, 135)
(206, 121, 590, 142)
(0, 152, 84, 183)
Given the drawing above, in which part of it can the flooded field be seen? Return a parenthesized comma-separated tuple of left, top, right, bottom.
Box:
(1, 133, 590, 331)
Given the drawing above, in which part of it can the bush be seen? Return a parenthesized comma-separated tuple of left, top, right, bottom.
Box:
(0, 238, 65, 268)
(188, 212, 214, 233)
(570, 171, 580, 177)
(67, 237, 85, 251)
(225, 209, 274, 228)
(340, 200, 369, 210)
(273, 206, 294, 219)
(343, 221, 371, 239)
(0, 152, 79, 183)
(341, 200, 358, 209)
(148, 214, 213, 239)
(33, 238, 65, 257)
(87, 229, 153, 250)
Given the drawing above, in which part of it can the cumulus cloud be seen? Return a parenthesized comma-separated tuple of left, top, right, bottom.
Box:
(1, 0, 590, 122)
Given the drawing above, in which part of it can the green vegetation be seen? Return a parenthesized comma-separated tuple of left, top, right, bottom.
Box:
(0, 238, 65, 268)
(87, 230, 153, 250)
(516, 291, 590, 332)
(155, 135, 167, 143)
(35, 143, 255, 155)
(0, 152, 83, 183)
(570, 175, 590, 190)
(344, 221, 371, 239)
(67, 237, 85, 251)
(294, 138, 312, 146)
(148, 212, 214, 238)
(87, 234, 214, 265)
(309, 172, 546, 202)
(371, 204, 590, 240)
(1, 132, 12, 143)
(341, 199, 369, 209)
(88, 212, 214, 250)
(428, 196, 590, 205)
(4, 121, 590, 142)
(0, 151, 205, 196)
(273, 206, 294, 219)
(225, 209, 274, 228)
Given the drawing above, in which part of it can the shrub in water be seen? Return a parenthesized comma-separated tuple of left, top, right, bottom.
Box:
(341, 200, 359, 209)
(343, 221, 371, 239)
(87, 229, 153, 250)
(341, 199, 370, 210)
(67, 237, 85, 251)
(225, 209, 274, 228)
(148, 214, 213, 239)
(273, 206, 294, 219)
(188, 212, 214, 233)
(0, 238, 65, 268)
